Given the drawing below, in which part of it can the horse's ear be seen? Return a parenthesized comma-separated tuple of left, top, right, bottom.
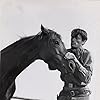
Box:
(41, 24, 48, 35)
(41, 24, 45, 31)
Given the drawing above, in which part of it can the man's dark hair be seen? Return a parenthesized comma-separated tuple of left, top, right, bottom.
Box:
(71, 28, 88, 41)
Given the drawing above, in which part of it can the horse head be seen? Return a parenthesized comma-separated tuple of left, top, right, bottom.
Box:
(38, 25, 67, 70)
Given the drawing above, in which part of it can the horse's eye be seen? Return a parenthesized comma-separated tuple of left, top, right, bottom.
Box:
(54, 41, 59, 45)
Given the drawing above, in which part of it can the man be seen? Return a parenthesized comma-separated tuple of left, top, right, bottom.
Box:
(57, 28, 93, 100)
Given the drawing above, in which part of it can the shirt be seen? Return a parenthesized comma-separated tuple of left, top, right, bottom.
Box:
(60, 47, 93, 87)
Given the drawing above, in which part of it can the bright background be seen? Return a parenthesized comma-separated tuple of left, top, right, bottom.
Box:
(0, 0, 100, 100)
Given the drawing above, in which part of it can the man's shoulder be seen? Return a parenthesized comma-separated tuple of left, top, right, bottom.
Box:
(83, 48, 90, 55)
(82, 48, 92, 60)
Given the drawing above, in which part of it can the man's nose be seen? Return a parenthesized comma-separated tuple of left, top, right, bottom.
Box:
(72, 38, 76, 42)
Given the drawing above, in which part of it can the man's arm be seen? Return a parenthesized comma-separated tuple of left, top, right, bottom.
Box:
(74, 52, 93, 85)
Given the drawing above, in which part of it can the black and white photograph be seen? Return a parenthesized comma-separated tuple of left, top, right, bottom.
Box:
(0, 0, 100, 100)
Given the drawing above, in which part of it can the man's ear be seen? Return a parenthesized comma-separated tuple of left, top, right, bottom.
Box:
(82, 40, 86, 45)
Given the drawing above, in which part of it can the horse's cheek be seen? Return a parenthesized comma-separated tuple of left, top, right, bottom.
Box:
(39, 50, 47, 60)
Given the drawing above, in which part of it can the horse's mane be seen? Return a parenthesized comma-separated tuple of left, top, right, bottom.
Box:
(1, 34, 38, 54)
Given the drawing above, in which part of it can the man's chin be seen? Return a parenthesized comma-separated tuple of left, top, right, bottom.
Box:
(71, 45, 78, 49)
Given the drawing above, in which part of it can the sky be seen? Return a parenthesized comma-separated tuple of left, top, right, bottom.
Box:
(0, 0, 100, 100)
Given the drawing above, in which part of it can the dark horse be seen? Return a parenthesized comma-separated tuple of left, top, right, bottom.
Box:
(0, 25, 67, 100)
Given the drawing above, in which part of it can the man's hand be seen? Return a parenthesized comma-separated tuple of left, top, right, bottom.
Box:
(65, 52, 79, 66)
(65, 52, 76, 60)
(65, 52, 87, 71)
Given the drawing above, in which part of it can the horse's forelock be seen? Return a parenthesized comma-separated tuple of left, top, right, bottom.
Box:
(56, 33, 61, 39)
(48, 29, 61, 40)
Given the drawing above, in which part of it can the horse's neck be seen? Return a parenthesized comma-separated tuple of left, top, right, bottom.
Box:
(16, 45, 39, 75)
(1, 36, 40, 80)
(11, 40, 40, 79)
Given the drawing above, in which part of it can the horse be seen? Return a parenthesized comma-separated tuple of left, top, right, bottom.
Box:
(0, 25, 67, 100)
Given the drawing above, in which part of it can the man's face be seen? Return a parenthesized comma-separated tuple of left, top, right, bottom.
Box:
(71, 34, 84, 48)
